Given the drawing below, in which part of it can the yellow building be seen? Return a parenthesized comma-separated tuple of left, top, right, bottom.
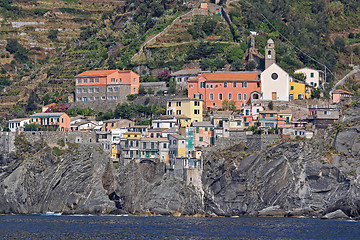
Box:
(289, 81, 311, 100)
(122, 132, 142, 139)
(166, 98, 203, 123)
(111, 143, 121, 160)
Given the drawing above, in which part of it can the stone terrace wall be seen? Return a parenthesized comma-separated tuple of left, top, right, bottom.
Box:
(21, 131, 97, 146)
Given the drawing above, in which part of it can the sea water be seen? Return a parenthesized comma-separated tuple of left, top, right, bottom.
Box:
(0, 215, 359, 239)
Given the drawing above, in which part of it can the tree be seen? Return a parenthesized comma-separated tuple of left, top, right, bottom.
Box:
(138, 85, 147, 95)
(215, 56, 227, 70)
(5, 39, 21, 54)
(232, 59, 244, 70)
(311, 88, 321, 99)
(48, 29, 59, 41)
(147, 87, 154, 95)
(268, 101, 274, 110)
(26, 90, 38, 112)
(245, 61, 257, 71)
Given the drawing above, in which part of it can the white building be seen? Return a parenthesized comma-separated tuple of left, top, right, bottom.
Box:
(8, 118, 30, 132)
(261, 63, 290, 101)
(152, 118, 177, 129)
(294, 67, 324, 88)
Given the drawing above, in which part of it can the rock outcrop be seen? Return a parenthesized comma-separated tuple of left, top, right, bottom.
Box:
(2, 101, 360, 217)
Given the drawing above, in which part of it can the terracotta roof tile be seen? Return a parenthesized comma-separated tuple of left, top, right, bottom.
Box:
(76, 70, 118, 77)
(333, 89, 353, 95)
(197, 72, 259, 81)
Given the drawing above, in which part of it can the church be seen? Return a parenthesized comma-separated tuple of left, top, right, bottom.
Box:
(260, 39, 290, 101)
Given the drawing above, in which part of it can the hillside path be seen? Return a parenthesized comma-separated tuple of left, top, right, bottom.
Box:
(333, 65, 360, 91)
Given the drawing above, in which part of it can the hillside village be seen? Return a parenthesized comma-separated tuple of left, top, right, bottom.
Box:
(2, 0, 360, 219)
(5, 38, 356, 187)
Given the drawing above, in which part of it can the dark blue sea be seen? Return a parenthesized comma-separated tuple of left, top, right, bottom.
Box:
(0, 215, 359, 239)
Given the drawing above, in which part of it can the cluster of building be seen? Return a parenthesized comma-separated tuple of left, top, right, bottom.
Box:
(6, 38, 354, 186)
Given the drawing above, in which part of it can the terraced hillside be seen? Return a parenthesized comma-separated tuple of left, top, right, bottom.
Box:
(0, 0, 359, 125)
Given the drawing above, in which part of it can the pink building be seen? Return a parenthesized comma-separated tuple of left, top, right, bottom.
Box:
(192, 121, 214, 147)
(30, 112, 71, 131)
(75, 69, 139, 102)
(188, 72, 261, 110)
(332, 89, 353, 103)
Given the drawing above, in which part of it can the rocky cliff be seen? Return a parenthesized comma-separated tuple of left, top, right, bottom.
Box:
(0, 136, 202, 215)
(2, 101, 360, 217)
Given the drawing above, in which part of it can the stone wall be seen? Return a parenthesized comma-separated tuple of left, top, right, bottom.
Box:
(21, 131, 97, 146)
(0, 132, 16, 165)
(70, 100, 121, 112)
(246, 135, 280, 151)
(212, 134, 280, 152)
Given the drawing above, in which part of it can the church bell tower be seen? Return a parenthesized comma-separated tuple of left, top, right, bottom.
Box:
(265, 39, 276, 69)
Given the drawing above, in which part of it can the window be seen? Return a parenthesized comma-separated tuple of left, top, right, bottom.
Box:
(95, 88, 99, 93)
(243, 93, 247, 100)
(95, 97, 100, 100)
(209, 93, 214, 100)
(107, 87, 113, 92)
(134, 88, 136, 93)
(89, 97, 93, 101)
(290, 86, 294, 90)
(83, 78, 87, 83)
(257, 109, 260, 113)
(200, 82, 205, 88)
(111, 78, 115, 83)
(134, 78, 136, 83)
(228, 93, 232, 100)
(83, 88, 87, 93)
(242, 82, 247, 88)
(89, 78, 94, 83)
(151, 133, 154, 138)
(271, 73, 278, 80)
(194, 109, 200, 114)
(196, 127, 199, 133)
(108, 96, 113, 100)
(77, 79, 81, 84)
(310, 73, 314, 78)
(233, 82, 237, 88)
(95, 78, 99, 83)
(199, 137, 203, 142)
(119, 78, 122, 83)
(89, 88, 94, 93)
(77, 97, 82, 101)
(219, 93, 223, 100)
(224, 82, 227, 88)
(114, 87, 119, 92)
(238, 93, 242, 100)
(101, 96, 106, 100)
(176, 102, 182, 106)
(206, 84, 209, 88)
(189, 84, 194, 88)
(246, 110, 249, 115)
(194, 101, 200, 106)
(257, 82, 260, 88)
(270, 114, 274, 117)
(77, 88, 81, 93)
(209, 84, 213, 88)
(176, 110, 182, 115)
(163, 143, 167, 148)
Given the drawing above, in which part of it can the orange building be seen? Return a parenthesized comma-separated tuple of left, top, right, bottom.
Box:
(75, 70, 139, 102)
(30, 112, 71, 131)
(188, 72, 261, 109)
(332, 89, 353, 104)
